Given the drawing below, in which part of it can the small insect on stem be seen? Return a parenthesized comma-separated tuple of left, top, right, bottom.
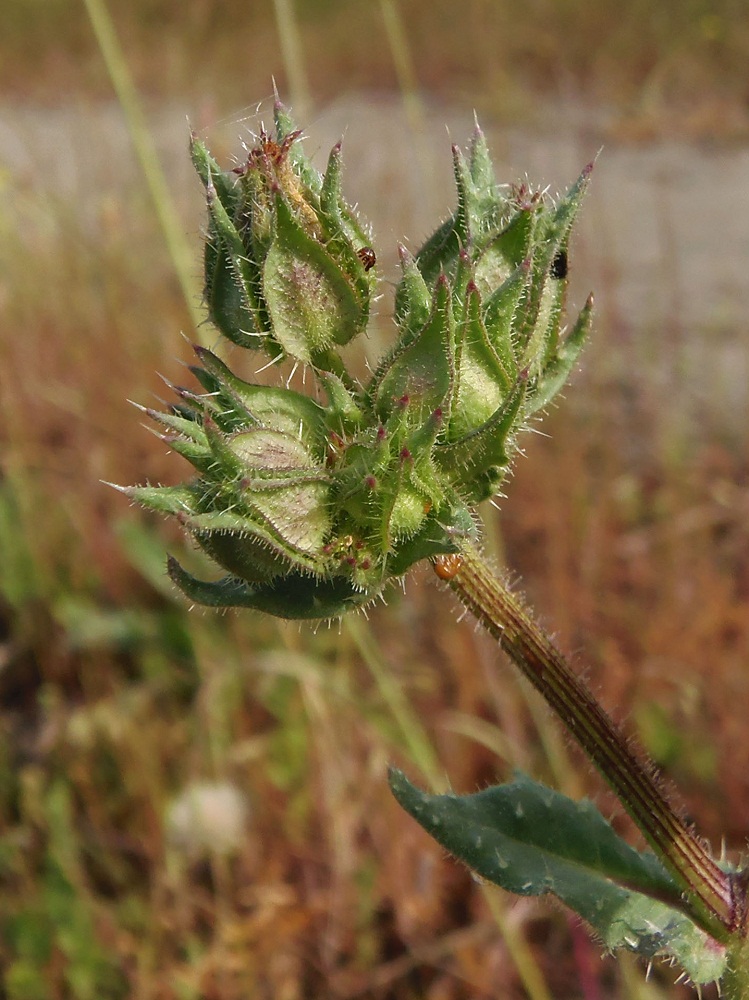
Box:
(433, 553, 464, 581)
(357, 246, 377, 271)
(551, 248, 568, 280)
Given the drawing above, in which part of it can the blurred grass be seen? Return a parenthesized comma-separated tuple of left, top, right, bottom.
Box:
(1, 1, 748, 997)
(1, 0, 749, 135)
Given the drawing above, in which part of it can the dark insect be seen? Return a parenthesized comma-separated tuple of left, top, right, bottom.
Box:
(551, 249, 568, 280)
(357, 246, 376, 271)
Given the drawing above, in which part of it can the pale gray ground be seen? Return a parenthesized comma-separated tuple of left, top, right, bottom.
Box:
(3, 93, 747, 439)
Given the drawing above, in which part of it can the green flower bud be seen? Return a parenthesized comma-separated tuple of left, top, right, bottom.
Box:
(389, 123, 594, 502)
(191, 102, 376, 365)
(121, 114, 592, 619)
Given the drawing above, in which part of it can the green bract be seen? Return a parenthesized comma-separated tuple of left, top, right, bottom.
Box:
(123, 104, 593, 618)
(191, 103, 376, 366)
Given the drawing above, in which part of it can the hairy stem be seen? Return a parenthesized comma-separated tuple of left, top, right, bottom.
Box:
(433, 545, 736, 941)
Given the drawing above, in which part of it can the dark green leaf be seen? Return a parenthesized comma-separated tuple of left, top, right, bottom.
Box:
(389, 769, 726, 984)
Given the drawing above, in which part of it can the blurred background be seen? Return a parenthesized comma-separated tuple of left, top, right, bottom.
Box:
(1, 1, 748, 997)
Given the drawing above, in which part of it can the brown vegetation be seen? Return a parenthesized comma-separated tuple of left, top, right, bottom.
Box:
(1, 3, 748, 996)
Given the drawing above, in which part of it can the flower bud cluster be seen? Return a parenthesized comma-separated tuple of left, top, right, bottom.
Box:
(124, 104, 592, 619)
(191, 103, 376, 366)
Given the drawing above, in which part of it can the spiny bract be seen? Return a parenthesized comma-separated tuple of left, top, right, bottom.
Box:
(122, 102, 592, 619)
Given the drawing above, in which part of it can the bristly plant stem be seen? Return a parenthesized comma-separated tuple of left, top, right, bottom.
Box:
(433, 545, 736, 943)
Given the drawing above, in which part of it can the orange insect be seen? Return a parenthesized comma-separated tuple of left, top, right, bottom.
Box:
(433, 553, 464, 581)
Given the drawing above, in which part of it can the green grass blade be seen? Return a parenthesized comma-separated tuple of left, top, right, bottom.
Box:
(81, 0, 204, 337)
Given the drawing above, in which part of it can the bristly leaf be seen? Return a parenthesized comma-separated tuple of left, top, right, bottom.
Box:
(389, 769, 727, 985)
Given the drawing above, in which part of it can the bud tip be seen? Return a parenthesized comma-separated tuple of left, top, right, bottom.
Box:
(102, 480, 132, 497)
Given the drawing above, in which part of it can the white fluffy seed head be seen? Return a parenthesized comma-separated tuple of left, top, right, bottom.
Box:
(166, 781, 250, 857)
